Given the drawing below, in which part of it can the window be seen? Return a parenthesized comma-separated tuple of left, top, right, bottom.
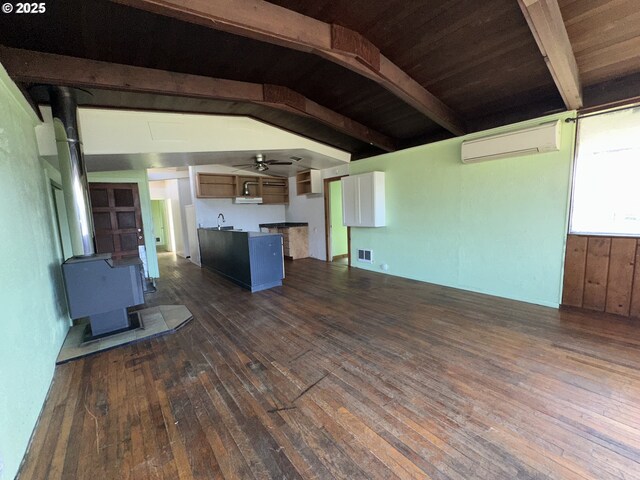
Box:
(570, 106, 640, 235)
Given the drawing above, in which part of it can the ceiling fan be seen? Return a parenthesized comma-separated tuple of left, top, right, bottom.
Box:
(233, 154, 293, 172)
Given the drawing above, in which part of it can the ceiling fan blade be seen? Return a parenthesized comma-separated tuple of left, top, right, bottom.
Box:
(232, 163, 257, 167)
(266, 161, 293, 165)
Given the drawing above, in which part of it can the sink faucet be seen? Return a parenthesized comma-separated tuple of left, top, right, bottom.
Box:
(217, 213, 225, 230)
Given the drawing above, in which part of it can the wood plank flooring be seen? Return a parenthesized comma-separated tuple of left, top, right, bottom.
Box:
(19, 254, 640, 479)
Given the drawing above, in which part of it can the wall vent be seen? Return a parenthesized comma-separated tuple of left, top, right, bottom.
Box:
(357, 249, 373, 263)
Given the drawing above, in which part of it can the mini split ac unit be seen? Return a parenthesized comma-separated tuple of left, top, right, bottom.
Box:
(461, 120, 561, 164)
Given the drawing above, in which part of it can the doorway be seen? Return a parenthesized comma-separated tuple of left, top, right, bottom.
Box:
(324, 176, 350, 265)
(151, 200, 169, 252)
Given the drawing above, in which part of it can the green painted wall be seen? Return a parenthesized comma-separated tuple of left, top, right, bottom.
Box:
(0, 66, 71, 479)
(151, 200, 167, 247)
(87, 170, 160, 278)
(349, 112, 575, 307)
(329, 181, 348, 258)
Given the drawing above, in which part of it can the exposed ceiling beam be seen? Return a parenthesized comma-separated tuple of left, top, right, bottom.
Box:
(518, 0, 583, 110)
(0, 46, 395, 151)
(109, 0, 466, 136)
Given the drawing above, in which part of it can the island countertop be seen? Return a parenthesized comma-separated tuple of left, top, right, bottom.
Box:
(200, 227, 279, 238)
(258, 222, 309, 228)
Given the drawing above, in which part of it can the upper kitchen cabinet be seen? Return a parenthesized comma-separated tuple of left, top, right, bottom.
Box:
(236, 175, 261, 198)
(196, 173, 288, 204)
(342, 172, 385, 227)
(260, 178, 289, 205)
(196, 173, 237, 198)
(296, 170, 322, 195)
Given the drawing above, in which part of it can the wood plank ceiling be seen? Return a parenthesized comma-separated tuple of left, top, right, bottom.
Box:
(266, 0, 566, 130)
(0, 0, 639, 157)
(559, 0, 640, 107)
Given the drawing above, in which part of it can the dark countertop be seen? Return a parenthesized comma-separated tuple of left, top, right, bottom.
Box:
(259, 222, 309, 228)
(198, 228, 281, 238)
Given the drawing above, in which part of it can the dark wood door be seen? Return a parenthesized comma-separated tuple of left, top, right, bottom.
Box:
(90, 183, 144, 259)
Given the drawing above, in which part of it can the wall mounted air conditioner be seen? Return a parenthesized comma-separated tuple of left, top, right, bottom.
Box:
(234, 197, 262, 204)
(461, 120, 560, 164)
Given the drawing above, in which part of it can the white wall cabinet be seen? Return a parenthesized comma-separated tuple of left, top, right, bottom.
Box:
(341, 172, 385, 227)
(296, 170, 322, 195)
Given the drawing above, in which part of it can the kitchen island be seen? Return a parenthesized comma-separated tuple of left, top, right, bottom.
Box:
(198, 228, 284, 292)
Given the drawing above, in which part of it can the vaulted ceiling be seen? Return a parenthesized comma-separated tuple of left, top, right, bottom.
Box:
(0, 0, 639, 159)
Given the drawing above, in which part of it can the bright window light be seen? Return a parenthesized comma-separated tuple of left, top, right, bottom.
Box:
(570, 106, 640, 235)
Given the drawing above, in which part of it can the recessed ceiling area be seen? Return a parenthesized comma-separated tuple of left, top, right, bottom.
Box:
(79, 149, 346, 176)
(27, 86, 384, 157)
(36, 106, 350, 173)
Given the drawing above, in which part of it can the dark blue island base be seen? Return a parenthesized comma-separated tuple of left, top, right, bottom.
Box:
(197, 228, 284, 292)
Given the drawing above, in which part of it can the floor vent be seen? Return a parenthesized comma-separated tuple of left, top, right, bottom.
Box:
(357, 249, 373, 263)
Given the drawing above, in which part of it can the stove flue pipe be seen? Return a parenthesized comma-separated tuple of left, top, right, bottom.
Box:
(49, 86, 94, 256)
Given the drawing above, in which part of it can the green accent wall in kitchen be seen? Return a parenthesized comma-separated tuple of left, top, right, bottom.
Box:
(329, 180, 348, 259)
(87, 170, 160, 278)
(0, 65, 71, 480)
(349, 112, 576, 307)
(151, 200, 167, 247)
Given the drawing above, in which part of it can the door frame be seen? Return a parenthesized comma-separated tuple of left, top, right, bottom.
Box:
(323, 176, 351, 266)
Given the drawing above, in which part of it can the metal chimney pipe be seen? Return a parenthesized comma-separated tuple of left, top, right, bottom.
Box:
(49, 86, 95, 256)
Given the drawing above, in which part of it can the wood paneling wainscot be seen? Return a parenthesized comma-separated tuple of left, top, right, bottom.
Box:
(562, 234, 640, 318)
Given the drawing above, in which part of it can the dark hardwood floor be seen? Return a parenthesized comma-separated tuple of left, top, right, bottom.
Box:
(19, 254, 640, 479)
